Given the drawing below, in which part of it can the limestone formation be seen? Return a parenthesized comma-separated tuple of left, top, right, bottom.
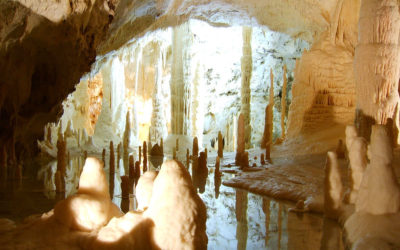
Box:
(143, 141, 147, 173)
(160, 138, 164, 156)
(176, 138, 179, 152)
(281, 65, 287, 140)
(355, 0, 400, 139)
(139, 146, 142, 167)
(240, 26, 252, 149)
(356, 125, 400, 215)
(235, 114, 245, 166)
(123, 112, 131, 174)
(121, 176, 130, 199)
(348, 137, 367, 203)
(261, 69, 275, 160)
(134, 161, 141, 186)
(335, 139, 345, 159)
(173, 147, 177, 160)
(117, 143, 121, 170)
(102, 149, 106, 166)
(186, 149, 190, 169)
(345, 125, 358, 154)
(218, 131, 223, 158)
(261, 153, 265, 165)
(54, 158, 121, 231)
(193, 137, 199, 158)
(109, 141, 115, 176)
(56, 131, 67, 193)
(214, 156, 221, 199)
(324, 151, 343, 218)
(136, 171, 158, 211)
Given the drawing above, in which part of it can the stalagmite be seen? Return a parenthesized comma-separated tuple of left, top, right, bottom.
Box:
(56, 130, 67, 193)
(214, 156, 221, 199)
(176, 138, 179, 152)
(109, 141, 115, 175)
(173, 147, 176, 160)
(335, 139, 345, 159)
(235, 114, 245, 166)
(204, 148, 207, 159)
(260, 153, 265, 165)
(47, 126, 52, 143)
(345, 125, 358, 154)
(186, 149, 190, 169)
(242, 151, 249, 169)
(117, 143, 121, 170)
(101, 149, 106, 166)
(348, 137, 368, 203)
(55, 171, 63, 193)
(129, 155, 134, 194)
(193, 137, 199, 158)
(160, 138, 164, 156)
(281, 65, 287, 140)
(143, 141, 147, 173)
(354, 0, 400, 139)
(218, 131, 223, 158)
(134, 161, 140, 186)
(123, 112, 130, 174)
(121, 176, 130, 199)
(83, 151, 87, 160)
(240, 26, 252, 149)
(139, 146, 142, 166)
(136, 171, 158, 211)
(261, 69, 274, 161)
(324, 151, 343, 218)
(356, 125, 400, 215)
(0, 146, 7, 179)
(54, 157, 121, 231)
(197, 152, 208, 193)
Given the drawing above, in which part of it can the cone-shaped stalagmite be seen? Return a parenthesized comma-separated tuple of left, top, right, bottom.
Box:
(56, 130, 67, 193)
(235, 114, 245, 166)
(197, 152, 208, 193)
(214, 156, 221, 199)
(218, 131, 223, 158)
(281, 65, 287, 140)
(348, 137, 367, 203)
(143, 141, 147, 172)
(109, 141, 115, 175)
(102, 148, 106, 166)
(193, 137, 199, 158)
(260, 153, 265, 165)
(134, 161, 141, 186)
(356, 125, 400, 215)
(261, 69, 274, 161)
(123, 112, 131, 174)
(324, 151, 343, 218)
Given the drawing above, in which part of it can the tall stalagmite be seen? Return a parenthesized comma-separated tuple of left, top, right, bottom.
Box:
(170, 23, 192, 135)
(240, 27, 252, 148)
(235, 114, 245, 165)
(281, 65, 287, 140)
(262, 69, 274, 160)
(354, 0, 400, 140)
(324, 151, 343, 218)
(143, 141, 148, 173)
(218, 131, 223, 158)
(56, 128, 67, 192)
(123, 112, 131, 175)
(109, 141, 115, 175)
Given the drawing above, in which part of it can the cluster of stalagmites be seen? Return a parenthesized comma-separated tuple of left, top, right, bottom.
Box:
(14, 157, 207, 249)
(324, 124, 400, 219)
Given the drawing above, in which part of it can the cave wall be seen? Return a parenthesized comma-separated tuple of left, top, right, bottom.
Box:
(287, 0, 360, 139)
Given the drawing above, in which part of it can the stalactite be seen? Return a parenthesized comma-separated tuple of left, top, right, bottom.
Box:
(281, 65, 287, 140)
(324, 151, 343, 218)
(109, 141, 115, 175)
(193, 137, 199, 158)
(235, 114, 245, 166)
(218, 131, 223, 158)
(354, 0, 400, 139)
(123, 111, 131, 175)
(143, 141, 147, 173)
(240, 26, 252, 149)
